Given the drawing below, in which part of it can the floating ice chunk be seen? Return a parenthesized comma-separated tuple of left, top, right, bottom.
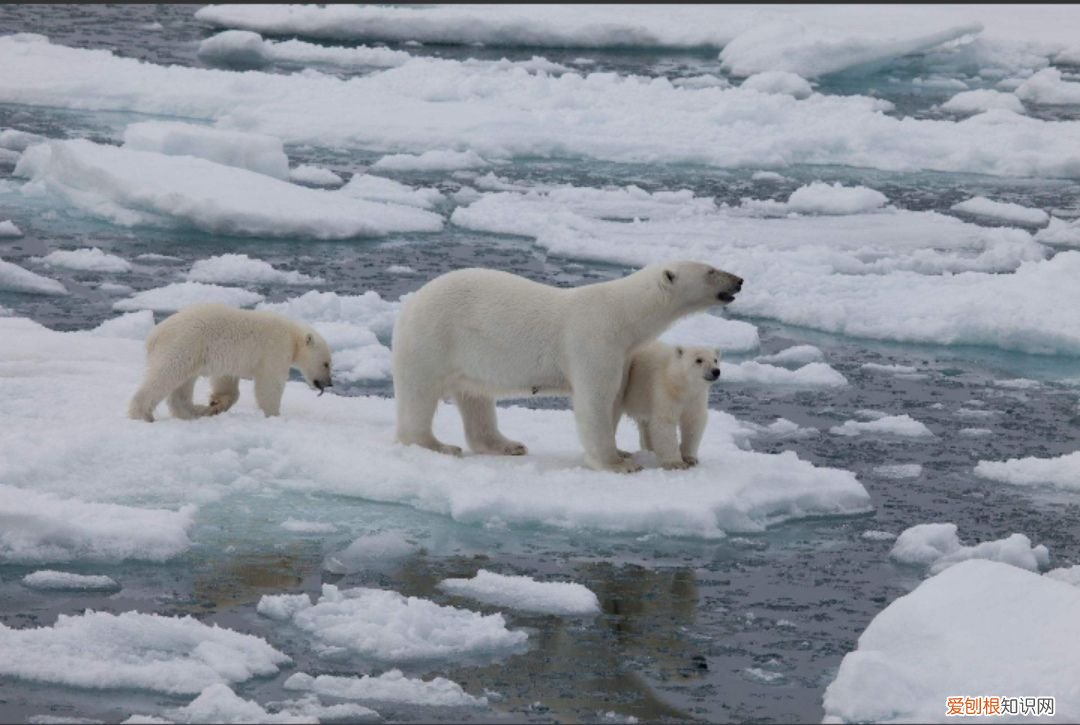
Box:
(0, 219, 22, 236)
(860, 362, 918, 375)
(123, 121, 290, 179)
(823, 560, 1080, 723)
(719, 17, 981, 78)
(257, 584, 528, 660)
(974, 451, 1080, 491)
(283, 669, 485, 707)
(939, 88, 1024, 114)
(750, 171, 789, 183)
(146, 683, 322, 724)
(185, 254, 323, 286)
(340, 173, 444, 209)
(745, 418, 818, 439)
(784, 182, 888, 215)
(0, 610, 288, 694)
(136, 253, 184, 263)
(113, 282, 264, 313)
(90, 310, 155, 340)
(21, 570, 120, 591)
(35, 247, 132, 273)
(959, 427, 993, 437)
(890, 522, 1049, 575)
(0, 257, 67, 295)
(372, 149, 489, 172)
(722, 361, 848, 388)
(756, 345, 824, 366)
(1015, 67, 1080, 105)
(0, 484, 194, 564)
(951, 196, 1049, 226)
(740, 71, 813, 99)
(1046, 565, 1080, 587)
(198, 29, 410, 70)
(288, 165, 343, 188)
(280, 519, 337, 533)
(437, 570, 601, 616)
(1034, 217, 1080, 248)
(860, 530, 897, 541)
(0, 127, 46, 152)
(323, 531, 420, 574)
(386, 264, 415, 274)
(830, 415, 933, 438)
(994, 377, 1040, 389)
(671, 74, 730, 90)
(659, 313, 760, 353)
(15, 140, 442, 238)
(873, 464, 922, 479)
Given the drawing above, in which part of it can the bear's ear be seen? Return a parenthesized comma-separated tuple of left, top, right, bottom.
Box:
(305, 333, 315, 347)
(663, 269, 676, 285)
(675, 346, 683, 357)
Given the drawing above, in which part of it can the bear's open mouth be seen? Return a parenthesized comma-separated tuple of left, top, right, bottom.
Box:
(717, 292, 736, 303)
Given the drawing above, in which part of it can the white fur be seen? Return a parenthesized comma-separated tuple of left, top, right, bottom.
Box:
(391, 261, 741, 472)
(128, 303, 332, 422)
(618, 342, 720, 470)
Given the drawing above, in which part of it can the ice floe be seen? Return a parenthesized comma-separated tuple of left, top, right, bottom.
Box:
(15, 140, 443, 238)
(739, 71, 813, 99)
(323, 531, 420, 574)
(939, 88, 1024, 115)
(21, 571, 120, 592)
(89, 309, 156, 340)
(113, 282, 264, 313)
(340, 173, 444, 209)
(1015, 67, 1080, 105)
(658, 312, 760, 354)
(890, 522, 1049, 575)
(0, 313, 871, 540)
(0, 219, 22, 237)
(287, 165, 343, 188)
(823, 560, 1080, 723)
(122, 121, 290, 179)
(0, 610, 288, 694)
(35, 248, 132, 273)
(0, 257, 67, 295)
(372, 149, 490, 172)
(951, 196, 1049, 226)
(830, 415, 933, 438)
(257, 584, 528, 660)
(1035, 217, 1080, 249)
(437, 570, 601, 616)
(974, 451, 1080, 491)
(1046, 565, 1080, 587)
(737, 182, 889, 217)
(185, 254, 323, 286)
(198, 29, 410, 71)
(756, 345, 825, 366)
(722, 361, 848, 388)
(283, 669, 485, 707)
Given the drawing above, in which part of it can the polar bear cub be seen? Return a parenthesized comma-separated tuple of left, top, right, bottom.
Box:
(128, 303, 332, 422)
(618, 342, 720, 470)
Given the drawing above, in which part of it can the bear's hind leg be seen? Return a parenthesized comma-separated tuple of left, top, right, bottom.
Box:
(394, 379, 462, 457)
(454, 392, 527, 456)
(208, 376, 240, 416)
(167, 377, 210, 420)
(129, 366, 195, 422)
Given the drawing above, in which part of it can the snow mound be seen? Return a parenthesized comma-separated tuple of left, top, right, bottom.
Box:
(756, 345, 824, 366)
(21, 571, 120, 591)
(437, 570, 601, 616)
(744, 418, 818, 439)
(0, 219, 22, 237)
(722, 361, 847, 387)
(1046, 566, 1080, 587)
(740, 71, 813, 98)
(659, 313, 760, 353)
(742, 182, 888, 216)
(36, 248, 132, 273)
(890, 522, 1049, 575)
(0, 257, 67, 296)
(974, 451, 1080, 491)
(198, 29, 410, 71)
(1015, 68, 1080, 105)
(185, 254, 323, 286)
(823, 560, 1080, 723)
(283, 670, 485, 707)
(951, 196, 1049, 226)
(122, 121, 289, 179)
(113, 282, 263, 313)
(90, 310, 156, 340)
(372, 149, 489, 172)
(940, 89, 1024, 115)
(1035, 217, 1080, 248)
(830, 414, 932, 438)
(340, 173, 444, 209)
(257, 584, 528, 660)
(0, 610, 289, 694)
(288, 165, 343, 188)
(15, 140, 443, 239)
(0, 484, 194, 564)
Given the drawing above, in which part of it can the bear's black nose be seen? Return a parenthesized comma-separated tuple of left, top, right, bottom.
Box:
(732, 276, 743, 291)
(708, 368, 720, 381)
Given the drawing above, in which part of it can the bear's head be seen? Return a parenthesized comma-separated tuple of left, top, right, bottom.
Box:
(659, 261, 743, 312)
(294, 328, 333, 394)
(674, 345, 721, 384)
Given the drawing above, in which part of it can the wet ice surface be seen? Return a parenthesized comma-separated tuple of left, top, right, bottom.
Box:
(3, 5, 1080, 724)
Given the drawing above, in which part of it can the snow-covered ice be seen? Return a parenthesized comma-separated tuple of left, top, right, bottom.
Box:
(1015, 68, 1080, 105)
(658, 313, 760, 353)
(739, 182, 888, 217)
(830, 415, 933, 438)
(0, 219, 22, 237)
(15, 140, 443, 239)
(721, 361, 847, 388)
(21, 571, 120, 592)
(287, 165, 343, 188)
(437, 570, 601, 616)
(113, 282, 264, 313)
(939, 88, 1025, 115)
(323, 531, 420, 575)
(257, 584, 528, 661)
(372, 149, 489, 172)
(0, 258, 67, 296)
(0, 610, 289, 694)
(1046, 565, 1080, 587)
(951, 196, 1050, 226)
(823, 560, 1080, 723)
(185, 254, 323, 286)
(756, 345, 825, 366)
(974, 451, 1080, 491)
(739, 71, 813, 99)
(283, 670, 486, 707)
(122, 121, 290, 180)
(198, 29, 410, 71)
(890, 522, 1049, 575)
(35, 248, 132, 273)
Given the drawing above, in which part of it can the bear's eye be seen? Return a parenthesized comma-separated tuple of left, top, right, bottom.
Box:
(695, 358, 703, 364)
(324, 362, 330, 368)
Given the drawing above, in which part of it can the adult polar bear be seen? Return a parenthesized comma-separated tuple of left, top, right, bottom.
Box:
(392, 261, 742, 472)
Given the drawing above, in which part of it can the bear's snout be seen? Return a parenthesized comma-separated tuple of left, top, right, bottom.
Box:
(707, 368, 720, 381)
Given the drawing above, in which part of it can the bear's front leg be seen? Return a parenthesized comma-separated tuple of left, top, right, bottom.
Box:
(648, 418, 688, 470)
(254, 374, 286, 417)
(572, 370, 642, 474)
(679, 399, 708, 467)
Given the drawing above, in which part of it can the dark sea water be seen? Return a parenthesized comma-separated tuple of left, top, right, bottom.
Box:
(2, 6, 1079, 724)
